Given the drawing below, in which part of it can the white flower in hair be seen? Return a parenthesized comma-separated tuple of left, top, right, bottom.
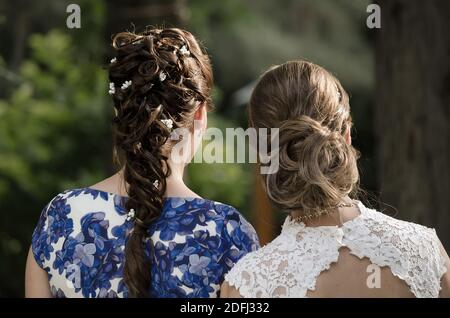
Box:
(108, 82, 115, 95)
(121, 80, 132, 90)
(159, 71, 167, 82)
(179, 45, 190, 56)
(161, 119, 173, 130)
(126, 208, 135, 221)
(153, 180, 159, 188)
(110, 57, 117, 64)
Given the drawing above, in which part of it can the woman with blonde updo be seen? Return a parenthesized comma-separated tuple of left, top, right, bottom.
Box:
(221, 60, 450, 298)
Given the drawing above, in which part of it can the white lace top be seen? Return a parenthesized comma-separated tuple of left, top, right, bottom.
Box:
(225, 201, 447, 298)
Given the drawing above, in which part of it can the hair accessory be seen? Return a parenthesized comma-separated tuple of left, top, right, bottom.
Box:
(110, 57, 117, 64)
(153, 180, 159, 188)
(161, 119, 173, 130)
(108, 82, 115, 95)
(121, 80, 132, 90)
(179, 45, 190, 56)
(159, 72, 167, 82)
(293, 201, 356, 223)
(126, 208, 135, 221)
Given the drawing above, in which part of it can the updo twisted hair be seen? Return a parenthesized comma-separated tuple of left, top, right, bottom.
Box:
(249, 60, 359, 218)
(108, 28, 213, 297)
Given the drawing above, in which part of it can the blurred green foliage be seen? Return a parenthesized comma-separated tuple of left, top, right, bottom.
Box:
(0, 0, 374, 296)
(0, 28, 111, 295)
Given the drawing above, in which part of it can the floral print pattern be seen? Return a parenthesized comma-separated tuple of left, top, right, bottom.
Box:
(32, 188, 260, 298)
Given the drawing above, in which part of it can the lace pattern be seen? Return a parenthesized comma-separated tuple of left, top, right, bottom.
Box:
(225, 201, 447, 298)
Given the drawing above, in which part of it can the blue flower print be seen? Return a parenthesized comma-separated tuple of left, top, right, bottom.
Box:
(31, 194, 73, 267)
(188, 254, 211, 276)
(74, 243, 96, 267)
(67, 188, 109, 201)
(51, 286, 66, 298)
(32, 188, 260, 298)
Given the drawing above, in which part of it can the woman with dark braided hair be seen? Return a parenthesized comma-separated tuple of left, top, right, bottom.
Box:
(25, 28, 260, 298)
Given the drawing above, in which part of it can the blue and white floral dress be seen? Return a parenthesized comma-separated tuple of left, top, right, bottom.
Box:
(31, 188, 260, 298)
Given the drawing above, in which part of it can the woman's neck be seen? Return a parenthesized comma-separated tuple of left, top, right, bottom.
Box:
(298, 196, 360, 228)
(90, 161, 201, 199)
(164, 159, 202, 198)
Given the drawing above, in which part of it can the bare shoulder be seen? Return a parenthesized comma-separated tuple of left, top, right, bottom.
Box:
(438, 240, 450, 297)
(220, 281, 243, 298)
(25, 247, 51, 298)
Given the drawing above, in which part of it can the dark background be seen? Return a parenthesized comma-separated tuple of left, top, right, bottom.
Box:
(0, 0, 448, 297)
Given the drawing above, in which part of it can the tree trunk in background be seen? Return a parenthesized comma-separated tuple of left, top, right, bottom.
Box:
(376, 0, 450, 248)
(9, 7, 29, 71)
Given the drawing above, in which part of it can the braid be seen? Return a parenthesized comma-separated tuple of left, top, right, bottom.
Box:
(108, 27, 213, 297)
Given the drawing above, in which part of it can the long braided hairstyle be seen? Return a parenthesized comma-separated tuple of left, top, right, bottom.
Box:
(108, 28, 213, 297)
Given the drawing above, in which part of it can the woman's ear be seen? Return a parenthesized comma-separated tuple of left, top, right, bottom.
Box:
(193, 103, 207, 132)
(345, 125, 352, 145)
